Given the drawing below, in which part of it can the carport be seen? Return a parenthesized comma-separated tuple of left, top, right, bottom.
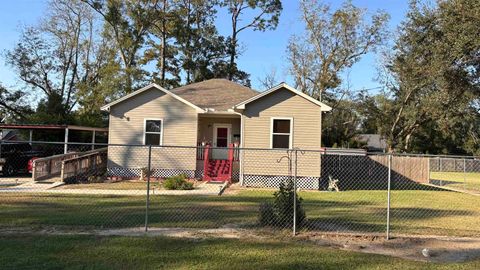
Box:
(0, 124, 108, 153)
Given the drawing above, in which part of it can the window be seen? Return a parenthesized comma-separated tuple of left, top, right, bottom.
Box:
(271, 118, 292, 149)
(144, 119, 163, 145)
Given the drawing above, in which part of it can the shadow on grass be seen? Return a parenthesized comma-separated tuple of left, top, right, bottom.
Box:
(429, 179, 464, 186)
(0, 194, 269, 229)
(304, 205, 476, 235)
(0, 234, 435, 270)
(1, 192, 478, 237)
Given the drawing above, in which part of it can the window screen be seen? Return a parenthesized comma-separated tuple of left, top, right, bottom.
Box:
(145, 120, 162, 145)
(272, 119, 291, 149)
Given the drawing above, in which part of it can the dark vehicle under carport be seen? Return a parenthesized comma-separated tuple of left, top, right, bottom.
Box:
(0, 143, 44, 176)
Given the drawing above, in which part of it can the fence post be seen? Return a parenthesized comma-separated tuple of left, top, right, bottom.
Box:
(293, 149, 297, 236)
(145, 145, 152, 232)
(463, 159, 467, 190)
(439, 158, 443, 186)
(386, 154, 392, 240)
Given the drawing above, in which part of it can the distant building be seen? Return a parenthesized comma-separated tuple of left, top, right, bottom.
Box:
(355, 134, 387, 152)
(0, 129, 20, 141)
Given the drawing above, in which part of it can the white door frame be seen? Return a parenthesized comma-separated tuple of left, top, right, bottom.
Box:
(212, 123, 232, 147)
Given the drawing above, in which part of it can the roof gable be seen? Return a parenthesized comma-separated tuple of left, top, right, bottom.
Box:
(100, 84, 204, 112)
(234, 83, 332, 111)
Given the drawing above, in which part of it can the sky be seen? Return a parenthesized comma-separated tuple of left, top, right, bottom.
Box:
(0, 0, 409, 92)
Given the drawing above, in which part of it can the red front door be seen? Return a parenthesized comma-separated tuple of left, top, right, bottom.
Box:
(213, 125, 230, 160)
(216, 127, 228, 147)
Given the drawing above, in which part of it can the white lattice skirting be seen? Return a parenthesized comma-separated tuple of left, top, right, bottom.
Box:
(108, 167, 240, 181)
(108, 167, 195, 179)
(242, 175, 320, 190)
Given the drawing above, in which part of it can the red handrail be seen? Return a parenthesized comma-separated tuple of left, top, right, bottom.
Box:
(203, 145, 211, 181)
(227, 144, 235, 182)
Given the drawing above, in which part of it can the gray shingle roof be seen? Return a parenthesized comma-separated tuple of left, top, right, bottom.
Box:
(170, 79, 258, 111)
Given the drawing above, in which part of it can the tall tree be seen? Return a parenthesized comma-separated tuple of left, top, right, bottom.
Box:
(82, 0, 163, 93)
(377, 0, 480, 154)
(287, 0, 389, 102)
(141, 0, 182, 88)
(222, 0, 282, 82)
(172, 0, 222, 84)
(0, 84, 33, 122)
(5, 0, 104, 123)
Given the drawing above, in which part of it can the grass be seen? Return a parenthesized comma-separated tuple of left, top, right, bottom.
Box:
(1, 234, 480, 270)
(0, 188, 479, 237)
(430, 172, 480, 192)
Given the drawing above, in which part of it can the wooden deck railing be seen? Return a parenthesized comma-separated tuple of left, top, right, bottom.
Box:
(32, 148, 107, 182)
(61, 148, 108, 183)
(32, 152, 82, 181)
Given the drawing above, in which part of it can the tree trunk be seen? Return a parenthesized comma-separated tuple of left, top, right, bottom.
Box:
(228, 6, 238, 81)
(160, 0, 168, 84)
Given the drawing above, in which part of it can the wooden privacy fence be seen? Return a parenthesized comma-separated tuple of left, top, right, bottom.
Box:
(61, 148, 107, 183)
(371, 155, 430, 183)
(320, 154, 430, 190)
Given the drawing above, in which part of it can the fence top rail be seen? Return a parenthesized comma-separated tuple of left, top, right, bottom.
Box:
(369, 152, 478, 159)
(3, 139, 479, 160)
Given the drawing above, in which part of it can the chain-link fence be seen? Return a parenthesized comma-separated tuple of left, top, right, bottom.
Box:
(0, 140, 479, 239)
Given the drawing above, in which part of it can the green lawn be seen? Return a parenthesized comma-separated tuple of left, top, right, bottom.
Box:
(0, 189, 478, 237)
(430, 172, 480, 192)
(1, 234, 479, 270)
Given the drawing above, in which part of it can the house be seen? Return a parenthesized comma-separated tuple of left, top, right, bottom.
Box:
(101, 79, 332, 189)
(355, 134, 387, 153)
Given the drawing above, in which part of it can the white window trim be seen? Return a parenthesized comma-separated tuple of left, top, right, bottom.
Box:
(270, 117, 293, 149)
(143, 118, 164, 145)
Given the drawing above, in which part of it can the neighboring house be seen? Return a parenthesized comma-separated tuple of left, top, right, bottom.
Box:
(355, 134, 387, 153)
(101, 79, 332, 189)
(0, 130, 20, 141)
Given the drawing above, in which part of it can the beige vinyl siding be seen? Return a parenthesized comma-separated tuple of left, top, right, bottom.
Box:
(242, 87, 322, 177)
(108, 87, 197, 170)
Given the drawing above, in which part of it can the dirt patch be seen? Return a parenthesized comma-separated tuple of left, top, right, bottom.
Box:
(99, 227, 261, 239)
(1, 227, 479, 263)
(296, 232, 480, 263)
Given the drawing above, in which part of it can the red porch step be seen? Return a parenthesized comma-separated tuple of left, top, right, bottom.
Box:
(205, 160, 232, 181)
(202, 144, 235, 182)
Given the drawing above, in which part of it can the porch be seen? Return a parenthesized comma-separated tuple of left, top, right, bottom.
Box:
(195, 114, 241, 182)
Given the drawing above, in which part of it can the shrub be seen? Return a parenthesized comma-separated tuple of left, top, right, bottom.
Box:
(258, 202, 275, 226)
(163, 174, 194, 190)
(259, 178, 306, 228)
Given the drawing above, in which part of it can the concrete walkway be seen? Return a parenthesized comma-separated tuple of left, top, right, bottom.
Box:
(0, 181, 64, 192)
(0, 177, 32, 186)
(0, 181, 227, 196)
